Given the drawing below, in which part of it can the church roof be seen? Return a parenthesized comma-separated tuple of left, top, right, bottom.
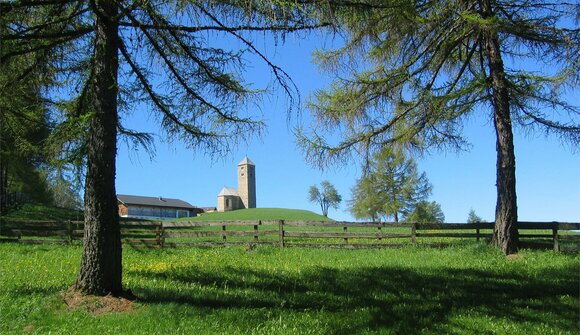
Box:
(218, 187, 239, 197)
(238, 156, 254, 166)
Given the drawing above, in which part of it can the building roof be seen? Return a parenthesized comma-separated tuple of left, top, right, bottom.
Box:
(117, 194, 197, 209)
(217, 187, 239, 197)
(238, 156, 255, 166)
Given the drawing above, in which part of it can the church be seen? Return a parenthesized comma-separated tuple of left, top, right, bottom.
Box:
(217, 157, 256, 211)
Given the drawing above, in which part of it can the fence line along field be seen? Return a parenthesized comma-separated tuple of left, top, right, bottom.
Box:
(1, 219, 579, 252)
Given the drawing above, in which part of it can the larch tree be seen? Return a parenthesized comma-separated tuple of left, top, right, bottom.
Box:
(349, 148, 431, 223)
(405, 201, 445, 224)
(1, 0, 325, 296)
(0, 15, 53, 212)
(467, 209, 486, 223)
(298, 0, 580, 254)
(349, 175, 383, 222)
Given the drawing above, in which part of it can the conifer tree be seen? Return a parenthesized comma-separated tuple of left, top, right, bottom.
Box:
(349, 149, 431, 223)
(1, 0, 324, 296)
(299, 0, 579, 254)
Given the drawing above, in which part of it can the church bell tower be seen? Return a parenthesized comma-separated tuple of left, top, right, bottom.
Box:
(237, 156, 256, 209)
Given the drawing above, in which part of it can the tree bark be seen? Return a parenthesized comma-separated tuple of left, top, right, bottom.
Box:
(74, 0, 123, 296)
(0, 158, 6, 213)
(322, 201, 328, 217)
(482, 0, 519, 255)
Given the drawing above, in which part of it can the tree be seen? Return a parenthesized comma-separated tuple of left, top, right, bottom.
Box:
(309, 181, 342, 217)
(298, 1, 579, 254)
(467, 209, 486, 224)
(46, 171, 82, 209)
(349, 176, 383, 222)
(1, 1, 323, 296)
(405, 201, 445, 224)
(349, 149, 431, 223)
(0, 28, 53, 212)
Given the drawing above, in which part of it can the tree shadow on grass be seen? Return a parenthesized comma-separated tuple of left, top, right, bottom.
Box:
(128, 260, 579, 334)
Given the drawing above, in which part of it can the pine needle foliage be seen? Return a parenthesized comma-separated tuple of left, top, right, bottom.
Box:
(297, 0, 579, 254)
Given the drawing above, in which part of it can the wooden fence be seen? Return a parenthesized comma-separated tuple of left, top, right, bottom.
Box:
(1, 219, 579, 251)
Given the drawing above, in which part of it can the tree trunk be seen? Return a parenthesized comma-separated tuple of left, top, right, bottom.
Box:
(74, 0, 123, 296)
(482, 1, 519, 255)
(0, 158, 6, 213)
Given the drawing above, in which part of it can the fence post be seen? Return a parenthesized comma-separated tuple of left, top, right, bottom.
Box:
(67, 220, 73, 244)
(552, 224, 559, 252)
(160, 222, 165, 248)
(254, 221, 260, 243)
(476, 222, 480, 242)
(278, 220, 285, 248)
(343, 226, 348, 244)
(222, 225, 227, 243)
(155, 223, 161, 248)
(411, 222, 417, 244)
(377, 224, 382, 242)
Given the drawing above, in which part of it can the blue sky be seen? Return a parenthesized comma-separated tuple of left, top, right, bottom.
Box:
(115, 34, 580, 223)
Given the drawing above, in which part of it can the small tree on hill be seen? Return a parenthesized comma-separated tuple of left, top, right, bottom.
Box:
(309, 181, 342, 217)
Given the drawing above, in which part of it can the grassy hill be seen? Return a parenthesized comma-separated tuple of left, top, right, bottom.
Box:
(175, 208, 331, 222)
(1, 205, 329, 222)
(0, 204, 83, 221)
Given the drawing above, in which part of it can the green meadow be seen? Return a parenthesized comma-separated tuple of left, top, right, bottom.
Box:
(1, 243, 578, 334)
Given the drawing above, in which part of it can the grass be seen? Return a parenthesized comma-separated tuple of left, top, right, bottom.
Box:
(175, 208, 332, 222)
(0, 203, 83, 221)
(0, 243, 578, 334)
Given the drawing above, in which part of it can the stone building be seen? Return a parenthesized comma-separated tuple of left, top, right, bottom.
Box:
(217, 157, 256, 211)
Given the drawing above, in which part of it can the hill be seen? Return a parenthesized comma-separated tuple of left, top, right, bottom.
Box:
(174, 208, 331, 222)
(1, 205, 330, 223)
(0, 204, 83, 221)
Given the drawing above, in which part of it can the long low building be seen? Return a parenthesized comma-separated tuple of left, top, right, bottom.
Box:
(117, 194, 203, 219)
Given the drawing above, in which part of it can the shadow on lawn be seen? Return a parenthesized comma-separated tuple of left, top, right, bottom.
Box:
(130, 261, 579, 334)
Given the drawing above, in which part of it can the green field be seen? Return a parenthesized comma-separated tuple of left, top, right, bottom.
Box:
(176, 208, 332, 222)
(1, 243, 578, 334)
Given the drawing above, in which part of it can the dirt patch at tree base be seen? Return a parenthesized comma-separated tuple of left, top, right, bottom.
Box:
(63, 289, 135, 315)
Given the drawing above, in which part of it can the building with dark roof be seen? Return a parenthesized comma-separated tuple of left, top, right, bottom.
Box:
(117, 194, 203, 219)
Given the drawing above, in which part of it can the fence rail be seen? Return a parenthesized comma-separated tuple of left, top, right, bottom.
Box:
(1, 219, 579, 251)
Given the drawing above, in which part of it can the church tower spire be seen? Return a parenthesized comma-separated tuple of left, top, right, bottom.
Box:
(237, 156, 256, 209)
